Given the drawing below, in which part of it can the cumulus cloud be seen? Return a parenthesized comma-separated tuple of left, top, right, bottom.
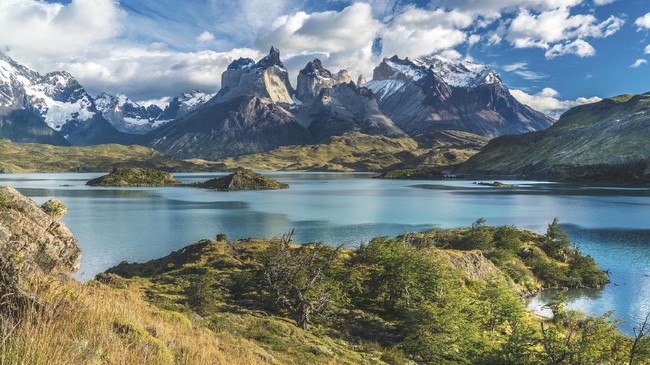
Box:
(593, 0, 616, 4)
(379, 7, 470, 59)
(636, 13, 650, 30)
(511, 87, 601, 117)
(254, 3, 381, 80)
(0, 0, 121, 57)
(47, 45, 261, 101)
(197, 31, 215, 43)
(630, 59, 647, 68)
(646, 45, 650, 54)
(505, 5, 623, 58)
(545, 39, 596, 58)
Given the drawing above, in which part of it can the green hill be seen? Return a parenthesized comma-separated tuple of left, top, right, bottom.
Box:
(0, 139, 226, 173)
(458, 93, 650, 183)
(221, 131, 488, 172)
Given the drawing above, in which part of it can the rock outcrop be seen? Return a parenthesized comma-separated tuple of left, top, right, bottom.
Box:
(86, 167, 181, 187)
(193, 170, 288, 191)
(0, 186, 80, 277)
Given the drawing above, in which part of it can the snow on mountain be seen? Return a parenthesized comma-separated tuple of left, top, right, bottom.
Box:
(421, 55, 502, 88)
(364, 54, 553, 137)
(95, 92, 163, 134)
(0, 53, 100, 132)
(159, 91, 215, 122)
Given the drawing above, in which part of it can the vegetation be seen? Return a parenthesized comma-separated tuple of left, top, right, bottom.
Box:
(86, 167, 182, 187)
(376, 167, 445, 179)
(459, 93, 650, 183)
(475, 181, 518, 188)
(0, 139, 226, 173)
(40, 199, 68, 219)
(97, 220, 632, 364)
(192, 170, 289, 191)
(220, 131, 487, 172)
(1, 198, 642, 365)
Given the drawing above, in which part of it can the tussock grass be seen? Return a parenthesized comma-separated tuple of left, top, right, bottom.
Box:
(0, 276, 265, 365)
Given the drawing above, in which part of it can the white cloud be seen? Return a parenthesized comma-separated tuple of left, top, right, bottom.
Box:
(197, 31, 215, 43)
(635, 13, 650, 30)
(630, 59, 647, 68)
(502, 62, 547, 79)
(428, 0, 583, 18)
(254, 3, 381, 80)
(468, 34, 482, 46)
(509, 8, 623, 44)
(503, 62, 527, 72)
(0, 0, 121, 57)
(507, 7, 623, 58)
(593, 0, 616, 4)
(545, 39, 596, 58)
(47, 45, 261, 101)
(379, 7, 471, 58)
(511, 87, 601, 117)
(646, 45, 650, 54)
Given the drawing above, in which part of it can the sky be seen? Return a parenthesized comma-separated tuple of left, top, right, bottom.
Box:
(1, 0, 649, 116)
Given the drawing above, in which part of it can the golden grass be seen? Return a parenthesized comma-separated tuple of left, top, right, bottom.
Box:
(0, 276, 267, 365)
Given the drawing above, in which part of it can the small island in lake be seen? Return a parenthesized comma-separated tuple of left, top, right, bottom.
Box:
(474, 181, 519, 188)
(86, 167, 181, 187)
(376, 167, 446, 180)
(193, 169, 289, 191)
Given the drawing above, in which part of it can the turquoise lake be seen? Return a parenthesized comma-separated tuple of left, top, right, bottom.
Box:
(1, 172, 649, 333)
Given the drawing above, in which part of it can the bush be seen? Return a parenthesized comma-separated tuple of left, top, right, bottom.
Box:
(41, 199, 68, 219)
(216, 233, 228, 242)
(0, 188, 10, 211)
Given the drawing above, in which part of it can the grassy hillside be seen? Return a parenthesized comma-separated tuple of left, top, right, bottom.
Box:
(220, 131, 488, 172)
(3, 221, 645, 364)
(459, 93, 650, 182)
(0, 139, 226, 173)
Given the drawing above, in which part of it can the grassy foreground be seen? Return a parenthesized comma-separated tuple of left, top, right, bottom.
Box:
(5, 219, 646, 364)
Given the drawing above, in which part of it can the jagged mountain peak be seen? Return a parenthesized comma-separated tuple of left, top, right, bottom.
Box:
(300, 59, 332, 78)
(227, 57, 255, 71)
(295, 59, 353, 103)
(255, 46, 285, 70)
(217, 47, 293, 104)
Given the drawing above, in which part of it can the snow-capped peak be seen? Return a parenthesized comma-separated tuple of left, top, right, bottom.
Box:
(420, 55, 502, 88)
(0, 53, 97, 131)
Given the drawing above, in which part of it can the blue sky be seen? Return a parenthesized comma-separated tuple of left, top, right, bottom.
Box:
(1, 0, 649, 115)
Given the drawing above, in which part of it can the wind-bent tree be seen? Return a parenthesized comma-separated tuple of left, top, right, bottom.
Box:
(259, 231, 345, 329)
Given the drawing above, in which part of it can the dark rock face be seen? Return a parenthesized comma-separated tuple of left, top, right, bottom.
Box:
(0, 186, 80, 277)
(365, 55, 554, 137)
(295, 59, 349, 103)
(147, 95, 310, 159)
(306, 82, 406, 141)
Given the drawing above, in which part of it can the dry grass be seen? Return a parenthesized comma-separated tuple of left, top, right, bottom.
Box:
(0, 276, 268, 365)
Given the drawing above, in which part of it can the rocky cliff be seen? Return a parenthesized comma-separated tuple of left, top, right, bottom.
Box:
(0, 186, 80, 278)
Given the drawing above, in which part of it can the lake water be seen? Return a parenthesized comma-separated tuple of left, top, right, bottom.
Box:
(1, 172, 649, 332)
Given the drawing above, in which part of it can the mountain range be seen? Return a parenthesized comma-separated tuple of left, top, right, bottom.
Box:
(0, 48, 554, 159)
(0, 51, 212, 145)
(141, 47, 554, 159)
